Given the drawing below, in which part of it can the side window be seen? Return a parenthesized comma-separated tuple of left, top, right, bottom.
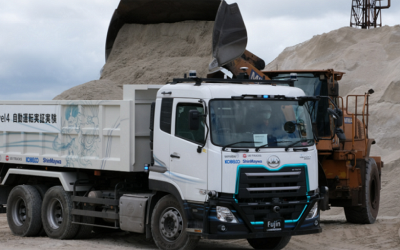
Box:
(175, 103, 204, 144)
(160, 98, 173, 134)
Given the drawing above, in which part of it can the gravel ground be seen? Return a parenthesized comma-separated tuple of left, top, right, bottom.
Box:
(1, 213, 399, 250)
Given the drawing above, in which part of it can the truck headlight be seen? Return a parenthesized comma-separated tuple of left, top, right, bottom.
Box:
(216, 206, 238, 223)
(306, 203, 318, 220)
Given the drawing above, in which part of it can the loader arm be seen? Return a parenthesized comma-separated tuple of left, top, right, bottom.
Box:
(224, 50, 271, 80)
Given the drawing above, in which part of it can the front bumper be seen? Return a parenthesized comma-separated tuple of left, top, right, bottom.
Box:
(185, 194, 323, 239)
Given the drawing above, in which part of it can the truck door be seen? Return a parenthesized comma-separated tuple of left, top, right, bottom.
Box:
(169, 99, 208, 202)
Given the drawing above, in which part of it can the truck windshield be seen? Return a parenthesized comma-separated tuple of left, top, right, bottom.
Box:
(269, 73, 330, 137)
(209, 99, 314, 148)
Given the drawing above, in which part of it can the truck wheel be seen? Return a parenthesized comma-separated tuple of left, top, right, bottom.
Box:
(344, 158, 380, 224)
(247, 236, 291, 250)
(7, 185, 42, 236)
(41, 186, 79, 239)
(33, 184, 50, 236)
(151, 194, 200, 250)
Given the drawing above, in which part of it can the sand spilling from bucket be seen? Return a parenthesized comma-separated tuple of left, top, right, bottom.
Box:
(54, 21, 213, 100)
(265, 25, 400, 218)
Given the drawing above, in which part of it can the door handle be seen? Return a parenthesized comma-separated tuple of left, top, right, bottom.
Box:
(170, 154, 180, 159)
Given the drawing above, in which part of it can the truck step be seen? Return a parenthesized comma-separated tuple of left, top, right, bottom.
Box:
(71, 221, 119, 230)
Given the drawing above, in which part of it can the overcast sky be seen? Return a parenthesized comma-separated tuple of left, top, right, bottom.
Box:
(0, 0, 398, 100)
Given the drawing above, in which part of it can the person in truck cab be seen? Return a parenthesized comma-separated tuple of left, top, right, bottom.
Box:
(254, 104, 274, 134)
(253, 104, 278, 146)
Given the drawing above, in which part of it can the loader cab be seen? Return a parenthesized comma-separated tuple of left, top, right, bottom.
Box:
(262, 70, 344, 139)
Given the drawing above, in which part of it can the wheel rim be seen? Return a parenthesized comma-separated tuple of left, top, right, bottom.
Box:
(11, 196, 27, 226)
(159, 207, 183, 242)
(47, 198, 64, 230)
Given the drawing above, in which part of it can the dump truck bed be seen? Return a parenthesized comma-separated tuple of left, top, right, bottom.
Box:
(0, 85, 161, 172)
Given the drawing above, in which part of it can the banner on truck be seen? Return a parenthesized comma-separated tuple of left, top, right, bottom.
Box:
(0, 105, 61, 133)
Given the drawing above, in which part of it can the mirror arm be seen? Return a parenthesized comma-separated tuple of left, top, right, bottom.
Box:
(319, 95, 339, 110)
(197, 99, 210, 153)
(197, 115, 210, 153)
(198, 99, 208, 115)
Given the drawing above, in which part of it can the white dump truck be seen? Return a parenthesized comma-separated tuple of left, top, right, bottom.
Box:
(0, 78, 326, 250)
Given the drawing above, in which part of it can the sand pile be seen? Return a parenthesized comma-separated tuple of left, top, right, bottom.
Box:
(265, 25, 400, 218)
(54, 21, 214, 100)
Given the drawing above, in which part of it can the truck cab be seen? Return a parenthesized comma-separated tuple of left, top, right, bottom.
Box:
(150, 81, 322, 241)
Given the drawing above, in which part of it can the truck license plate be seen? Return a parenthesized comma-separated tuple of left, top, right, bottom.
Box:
(264, 218, 284, 231)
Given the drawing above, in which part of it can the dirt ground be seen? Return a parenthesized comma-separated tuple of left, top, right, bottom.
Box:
(1, 212, 399, 250)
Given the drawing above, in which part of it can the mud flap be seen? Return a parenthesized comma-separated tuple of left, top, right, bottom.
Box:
(319, 186, 330, 211)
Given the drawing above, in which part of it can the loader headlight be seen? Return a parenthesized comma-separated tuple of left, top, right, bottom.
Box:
(306, 203, 318, 220)
(216, 206, 238, 223)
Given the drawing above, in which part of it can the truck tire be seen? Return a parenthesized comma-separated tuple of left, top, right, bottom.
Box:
(33, 184, 50, 237)
(7, 185, 42, 237)
(247, 236, 291, 250)
(41, 186, 79, 239)
(344, 158, 380, 224)
(151, 194, 200, 250)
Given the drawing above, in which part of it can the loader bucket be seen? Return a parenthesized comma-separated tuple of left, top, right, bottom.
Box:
(105, 0, 221, 61)
(209, 1, 247, 72)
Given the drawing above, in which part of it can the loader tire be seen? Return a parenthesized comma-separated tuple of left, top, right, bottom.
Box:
(344, 158, 380, 224)
(7, 185, 43, 237)
(151, 194, 200, 250)
(41, 186, 79, 239)
(247, 236, 291, 250)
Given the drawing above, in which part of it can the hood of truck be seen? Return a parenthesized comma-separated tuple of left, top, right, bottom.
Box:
(221, 147, 318, 194)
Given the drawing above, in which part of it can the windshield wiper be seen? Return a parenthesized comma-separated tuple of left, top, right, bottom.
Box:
(284, 139, 314, 152)
(222, 141, 255, 151)
(255, 140, 296, 152)
(255, 143, 268, 152)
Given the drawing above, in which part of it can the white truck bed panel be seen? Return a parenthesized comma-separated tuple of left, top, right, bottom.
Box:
(0, 85, 162, 172)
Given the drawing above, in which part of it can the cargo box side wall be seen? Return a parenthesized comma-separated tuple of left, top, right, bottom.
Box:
(0, 85, 162, 172)
(0, 100, 132, 171)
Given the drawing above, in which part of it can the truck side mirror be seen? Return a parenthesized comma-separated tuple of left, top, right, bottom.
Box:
(327, 108, 338, 120)
(189, 110, 201, 130)
(327, 108, 343, 127)
(334, 108, 343, 127)
(284, 121, 296, 134)
(327, 108, 346, 140)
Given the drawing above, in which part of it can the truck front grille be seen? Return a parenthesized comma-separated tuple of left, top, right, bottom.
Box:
(235, 166, 308, 223)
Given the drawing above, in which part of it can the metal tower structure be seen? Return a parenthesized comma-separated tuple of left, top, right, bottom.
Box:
(350, 0, 391, 29)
